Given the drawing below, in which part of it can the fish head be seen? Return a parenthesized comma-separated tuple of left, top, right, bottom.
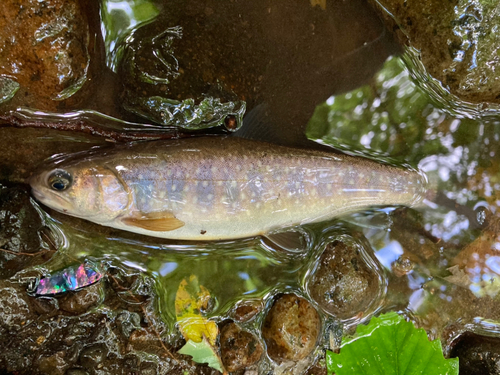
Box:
(30, 160, 130, 223)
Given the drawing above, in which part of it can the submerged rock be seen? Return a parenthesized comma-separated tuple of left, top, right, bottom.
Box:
(230, 300, 263, 323)
(370, 0, 500, 106)
(58, 283, 103, 315)
(306, 237, 383, 320)
(262, 294, 320, 363)
(450, 331, 500, 375)
(0, 282, 34, 331)
(0, 0, 90, 110)
(219, 321, 263, 372)
(0, 183, 53, 279)
(0, 267, 219, 375)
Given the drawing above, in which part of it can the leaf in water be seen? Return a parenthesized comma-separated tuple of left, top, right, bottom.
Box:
(178, 337, 224, 373)
(444, 265, 472, 289)
(175, 275, 218, 345)
(326, 312, 459, 375)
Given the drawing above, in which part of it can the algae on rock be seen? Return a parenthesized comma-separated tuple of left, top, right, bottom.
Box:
(370, 0, 500, 106)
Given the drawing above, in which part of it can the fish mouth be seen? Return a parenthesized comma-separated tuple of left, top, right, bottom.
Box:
(30, 186, 73, 214)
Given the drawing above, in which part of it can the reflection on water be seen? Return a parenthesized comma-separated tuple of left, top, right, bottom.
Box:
(307, 50, 500, 341)
(11, 48, 500, 371)
(3, 0, 500, 372)
(100, 0, 160, 71)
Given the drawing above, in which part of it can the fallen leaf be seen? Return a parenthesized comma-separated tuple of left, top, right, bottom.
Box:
(175, 275, 218, 345)
(178, 337, 224, 373)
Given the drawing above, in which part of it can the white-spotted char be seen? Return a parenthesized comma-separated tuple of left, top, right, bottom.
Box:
(30, 137, 428, 240)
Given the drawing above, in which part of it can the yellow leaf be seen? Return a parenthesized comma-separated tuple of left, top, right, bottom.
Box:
(175, 275, 218, 345)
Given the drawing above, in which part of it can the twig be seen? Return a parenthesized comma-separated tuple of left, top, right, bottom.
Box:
(0, 247, 55, 257)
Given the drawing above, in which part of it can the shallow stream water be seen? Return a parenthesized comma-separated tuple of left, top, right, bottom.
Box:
(1, 0, 500, 374)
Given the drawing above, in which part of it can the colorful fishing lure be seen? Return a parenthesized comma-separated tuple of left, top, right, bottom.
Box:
(29, 262, 104, 295)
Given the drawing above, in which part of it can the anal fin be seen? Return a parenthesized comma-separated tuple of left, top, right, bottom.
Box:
(122, 211, 185, 231)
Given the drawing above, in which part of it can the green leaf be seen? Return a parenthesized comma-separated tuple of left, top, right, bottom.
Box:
(326, 312, 459, 375)
(178, 338, 225, 373)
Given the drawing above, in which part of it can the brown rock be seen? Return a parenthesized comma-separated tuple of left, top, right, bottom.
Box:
(37, 351, 69, 375)
(0, 0, 90, 110)
(0, 183, 52, 279)
(262, 294, 320, 363)
(369, 0, 500, 105)
(307, 239, 381, 319)
(0, 281, 34, 330)
(231, 300, 263, 322)
(220, 322, 263, 372)
(59, 283, 102, 315)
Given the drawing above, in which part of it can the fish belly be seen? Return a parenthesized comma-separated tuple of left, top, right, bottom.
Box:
(104, 138, 426, 240)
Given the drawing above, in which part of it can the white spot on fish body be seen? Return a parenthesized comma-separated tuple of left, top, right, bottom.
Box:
(172, 185, 177, 192)
(138, 174, 144, 180)
(203, 181, 209, 187)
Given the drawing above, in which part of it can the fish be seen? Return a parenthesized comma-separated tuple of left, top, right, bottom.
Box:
(29, 137, 428, 241)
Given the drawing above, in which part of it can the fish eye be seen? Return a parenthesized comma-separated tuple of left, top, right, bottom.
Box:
(47, 170, 73, 191)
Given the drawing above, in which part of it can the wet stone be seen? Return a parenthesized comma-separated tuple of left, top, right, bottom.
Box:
(0, 183, 50, 279)
(392, 255, 415, 277)
(0, 281, 34, 330)
(307, 239, 381, 320)
(0, 0, 90, 110)
(58, 283, 103, 315)
(0, 271, 216, 375)
(219, 321, 263, 372)
(116, 310, 141, 338)
(231, 300, 263, 322)
(78, 344, 108, 369)
(450, 332, 500, 375)
(262, 294, 320, 363)
(370, 0, 500, 105)
(66, 369, 90, 375)
(37, 351, 69, 375)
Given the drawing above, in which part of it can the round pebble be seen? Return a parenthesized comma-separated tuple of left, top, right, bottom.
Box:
(262, 294, 320, 362)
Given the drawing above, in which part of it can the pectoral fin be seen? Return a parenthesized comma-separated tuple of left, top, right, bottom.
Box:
(122, 211, 185, 231)
(263, 228, 310, 253)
